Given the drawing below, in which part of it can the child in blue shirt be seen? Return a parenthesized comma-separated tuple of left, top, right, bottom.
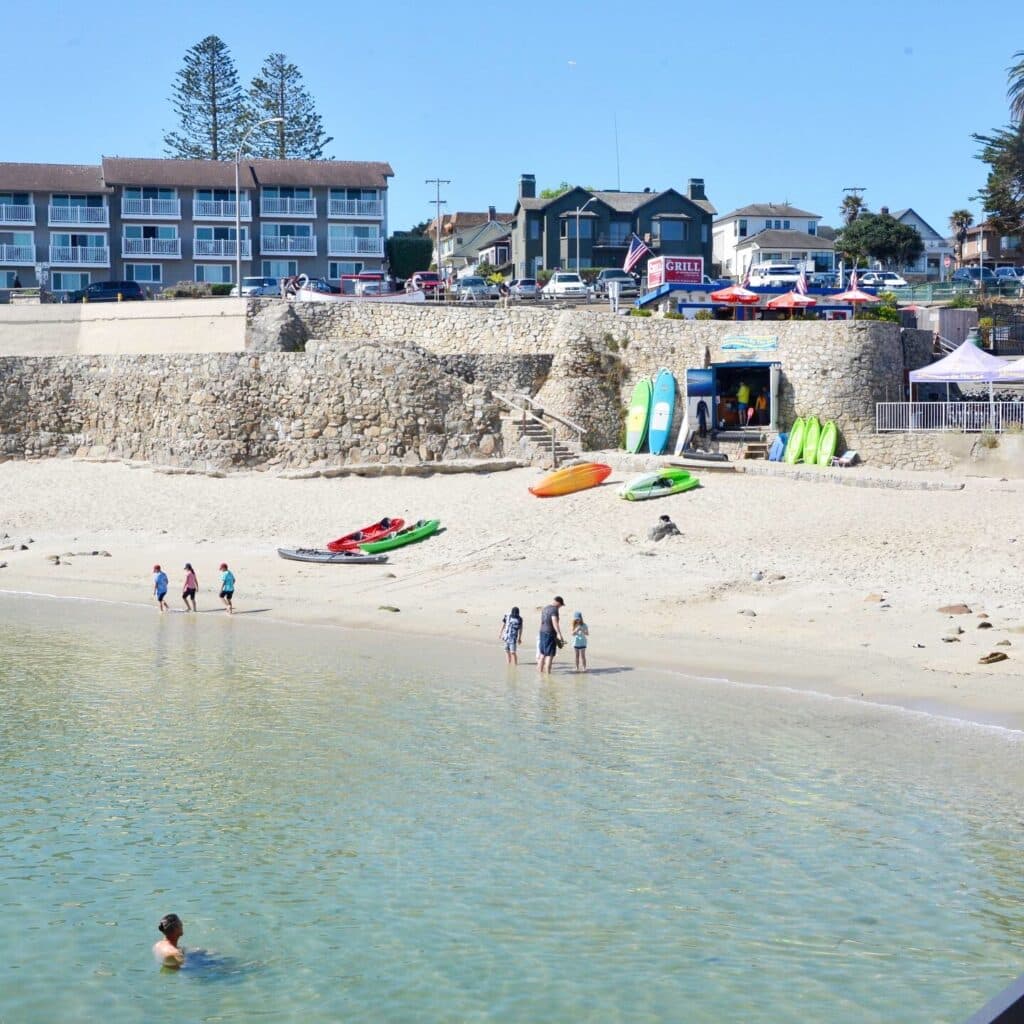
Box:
(152, 564, 169, 613)
(218, 562, 235, 614)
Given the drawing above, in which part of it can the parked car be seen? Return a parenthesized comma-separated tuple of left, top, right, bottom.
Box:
(407, 271, 445, 298)
(810, 271, 838, 288)
(302, 277, 339, 295)
(452, 275, 498, 300)
(508, 278, 540, 300)
(61, 280, 145, 303)
(951, 266, 997, 287)
(858, 270, 908, 289)
(746, 264, 801, 287)
(231, 276, 279, 297)
(592, 268, 639, 298)
(995, 266, 1024, 281)
(542, 271, 589, 300)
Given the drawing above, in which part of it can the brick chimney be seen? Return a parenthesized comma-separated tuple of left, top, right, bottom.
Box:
(519, 173, 536, 200)
(488, 205, 496, 221)
(687, 178, 706, 201)
(880, 206, 890, 216)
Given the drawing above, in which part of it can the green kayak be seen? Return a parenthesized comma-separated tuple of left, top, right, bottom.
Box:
(359, 518, 440, 553)
(618, 468, 700, 501)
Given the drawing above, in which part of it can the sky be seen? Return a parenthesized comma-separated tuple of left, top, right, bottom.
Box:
(8, 0, 1024, 236)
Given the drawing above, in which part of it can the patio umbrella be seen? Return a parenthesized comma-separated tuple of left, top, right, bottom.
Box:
(831, 286, 880, 307)
(710, 283, 760, 304)
(766, 290, 817, 310)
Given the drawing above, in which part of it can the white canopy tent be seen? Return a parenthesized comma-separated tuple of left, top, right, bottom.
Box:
(908, 339, 1006, 420)
(996, 355, 1024, 382)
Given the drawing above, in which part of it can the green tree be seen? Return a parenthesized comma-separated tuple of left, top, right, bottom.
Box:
(948, 209, 974, 265)
(386, 234, 433, 279)
(245, 53, 333, 159)
(407, 219, 431, 236)
(164, 35, 243, 160)
(840, 193, 866, 225)
(540, 180, 572, 199)
(835, 213, 924, 269)
(972, 123, 1024, 237)
(1008, 49, 1024, 123)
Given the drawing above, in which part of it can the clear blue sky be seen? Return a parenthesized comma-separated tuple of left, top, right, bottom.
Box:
(9, 0, 1024, 235)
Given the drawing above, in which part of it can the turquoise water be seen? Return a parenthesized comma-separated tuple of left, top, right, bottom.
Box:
(2, 596, 1024, 1022)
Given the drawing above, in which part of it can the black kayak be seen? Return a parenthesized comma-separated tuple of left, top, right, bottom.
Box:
(277, 547, 388, 565)
(680, 449, 730, 462)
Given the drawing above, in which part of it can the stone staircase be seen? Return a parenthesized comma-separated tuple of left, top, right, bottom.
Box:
(494, 391, 585, 467)
(511, 415, 581, 465)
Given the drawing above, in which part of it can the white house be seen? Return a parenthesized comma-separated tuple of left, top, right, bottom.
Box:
(889, 208, 953, 281)
(428, 207, 513, 278)
(712, 203, 832, 277)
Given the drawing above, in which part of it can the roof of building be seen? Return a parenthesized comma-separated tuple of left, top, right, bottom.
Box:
(717, 203, 819, 221)
(517, 188, 715, 216)
(100, 157, 394, 189)
(0, 162, 108, 193)
(429, 211, 514, 235)
(736, 228, 834, 251)
(890, 207, 945, 240)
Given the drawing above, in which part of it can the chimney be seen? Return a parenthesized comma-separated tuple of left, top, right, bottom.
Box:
(880, 206, 890, 216)
(643, 187, 651, 193)
(519, 173, 536, 200)
(687, 178, 706, 201)
(488, 205, 496, 221)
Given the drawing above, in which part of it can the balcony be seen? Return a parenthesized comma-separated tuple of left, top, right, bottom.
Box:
(0, 203, 34, 226)
(194, 238, 252, 259)
(327, 236, 384, 257)
(261, 234, 317, 255)
(121, 197, 181, 219)
(49, 245, 110, 266)
(260, 197, 316, 217)
(193, 199, 252, 221)
(122, 237, 182, 258)
(328, 198, 383, 219)
(48, 205, 109, 227)
(0, 244, 34, 265)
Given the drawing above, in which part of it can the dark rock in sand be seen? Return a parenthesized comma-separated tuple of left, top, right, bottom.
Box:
(379, 605, 400, 613)
(738, 609, 757, 617)
(977, 612, 990, 619)
(767, 573, 786, 582)
(996, 640, 1012, 647)
(942, 636, 960, 643)
(978, 621, 994, 630)
(979, 651, 1009, 665)
(938, 604, 972, 615)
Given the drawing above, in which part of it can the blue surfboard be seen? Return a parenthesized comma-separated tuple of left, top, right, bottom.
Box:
(647, 368, 676, 455)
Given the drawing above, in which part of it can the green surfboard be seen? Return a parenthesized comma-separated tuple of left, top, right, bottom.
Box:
(817, 421, 839, 466)
(784, 418, 805, 464)
(625, 378, 653, 453)
(359, 518, 440, 553)
(802, 416, 821, 465)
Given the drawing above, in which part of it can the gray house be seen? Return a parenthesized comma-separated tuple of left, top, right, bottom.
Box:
(509, 174, 715, 279)
(0, 157, 393, 293)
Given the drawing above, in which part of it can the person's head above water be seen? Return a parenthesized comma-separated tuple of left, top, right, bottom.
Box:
(158, 913, 183, 942)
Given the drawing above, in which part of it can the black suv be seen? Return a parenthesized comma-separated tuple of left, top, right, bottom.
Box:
(62, 280, 145, 303)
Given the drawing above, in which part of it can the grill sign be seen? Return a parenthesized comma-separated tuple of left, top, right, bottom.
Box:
(647, 256, 703, 287)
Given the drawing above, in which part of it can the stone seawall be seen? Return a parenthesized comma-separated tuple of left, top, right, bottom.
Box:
(0, 340, 503, 471)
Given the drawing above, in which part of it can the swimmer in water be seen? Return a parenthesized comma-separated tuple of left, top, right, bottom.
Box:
(153, 913, 185, 968)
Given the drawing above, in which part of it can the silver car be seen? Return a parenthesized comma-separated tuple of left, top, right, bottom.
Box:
(453, 275, 498, 300)
(509, 278, 540, 299)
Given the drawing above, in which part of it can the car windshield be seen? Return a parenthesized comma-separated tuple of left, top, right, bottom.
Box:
(556, 274, 582, 283)
(605, 272, 630, 279)
(767, 267, 797, 275)
(520, 279, 536, 286)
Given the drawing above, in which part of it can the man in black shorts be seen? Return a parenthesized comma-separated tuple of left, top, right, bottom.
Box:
(538, 596, 565, 674)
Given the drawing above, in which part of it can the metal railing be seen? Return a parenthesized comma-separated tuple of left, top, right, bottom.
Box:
(194, 238, 252, 259)
(876, 401, 1024, 432)
(261, 197, 316, 217)
(0, 203, 34, 224)
(121, 197, 181, 218)
(48, 205, 108, 226)
(493, 390, 585, 452)
(48, 245, 109, 265)
(328, 198, 383, 218)
(193, 199, 251, 220)
(261, 234, 317, 255)
(327, 236, 385, 256)
(122, 237, 181, 257)
(0, 243, 34, 264)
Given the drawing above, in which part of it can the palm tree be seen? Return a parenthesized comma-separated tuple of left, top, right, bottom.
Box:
(1008, 50, 1024, 123)
(949, 209, 974, 266)
(840, 193, 865, 226)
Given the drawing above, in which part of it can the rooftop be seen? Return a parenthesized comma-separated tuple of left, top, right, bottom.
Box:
(101, 157, 394, 189)
(736, 228, 834, 251)
(717, 202, 819, 221)
(0, 162, 108, 193)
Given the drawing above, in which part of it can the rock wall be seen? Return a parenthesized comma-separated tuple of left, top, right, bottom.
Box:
(0, 340, 503, 471)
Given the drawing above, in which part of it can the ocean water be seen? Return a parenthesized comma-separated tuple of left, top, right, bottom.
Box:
(2, 595, 1024, 1022)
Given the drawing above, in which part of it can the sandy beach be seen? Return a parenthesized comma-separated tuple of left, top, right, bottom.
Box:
(2, 457, 1023, 726)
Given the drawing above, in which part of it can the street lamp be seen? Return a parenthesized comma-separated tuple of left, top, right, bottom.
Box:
(575, 196, 597, 273)
(236, 117, 284, 296)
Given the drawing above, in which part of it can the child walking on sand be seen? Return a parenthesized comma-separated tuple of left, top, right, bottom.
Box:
(218, 562, 235, 614)
(572, 611, 589, 672)
(182, 563, 198, 612)
(153, 565, 169, 613)
(499, 606, 524, 665)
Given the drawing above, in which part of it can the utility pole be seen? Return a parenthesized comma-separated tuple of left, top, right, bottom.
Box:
(425, 177, 451, 282)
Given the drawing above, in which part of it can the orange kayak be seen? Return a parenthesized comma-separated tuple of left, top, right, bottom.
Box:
(529, 462, 612, 498)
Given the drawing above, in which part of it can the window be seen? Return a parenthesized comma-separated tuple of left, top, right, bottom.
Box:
(196, 188, 241, 202)
(195, 264, 232, 283)
(125, 264, 161, 282)
(807, 222, 817, 236)
(123, 187, 175, 200)
(262, 187, 312, 199)
(1, 270, 20, 287)
(51, 271, 89, 291)
(196, 226, 246, 241)
(0, 231, 32, 247)
(51, 232, 105, 248)
(0, 192, 29, 205)
(783, 220, 790, 230)
(701, 223, 709, 244)
(123, 225, 177, 239)
(329, 224, 379, 239)
(262, 223, 312, 238)
(262, 260, 298, 277)
(608, 221, 631, 246)
(51, 193, 104, 208)
(529, 217, 541, 240)
(329, 188, 378, 202)
(328, 261, 364, 279)
(656, 220, 687, 242)
(738, 218, 747, 238)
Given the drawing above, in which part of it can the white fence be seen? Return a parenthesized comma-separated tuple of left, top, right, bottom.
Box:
(876, 401, 1024, 433)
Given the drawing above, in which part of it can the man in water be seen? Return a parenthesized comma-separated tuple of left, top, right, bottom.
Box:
(153, 913, 185, 968)
(538, 596, 565, 674)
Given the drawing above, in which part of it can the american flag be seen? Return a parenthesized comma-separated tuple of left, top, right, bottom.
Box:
(741, 263, 751, 288)
(623, 233, 651, 274)
(795, 268, 809, 295)
(849, 268, 859, 290)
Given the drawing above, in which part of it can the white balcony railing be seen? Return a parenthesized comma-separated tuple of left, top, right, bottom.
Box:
(49, 245, 110, 266)
(0, 204, 34, 225)
(0, 244, 34, 264)
(260, 234, 317, 255)
(260, 197, 316, 217)
(122, 237, 182, 258)
(121, 197, 181, 218)
(193, 199, 252, 220)
(328, 199, 383, 219)
(876, 401, 1024, 433)
(48, 205, 109, 227)
(194, 238, 252, 259)
(327, 236, 385, 257)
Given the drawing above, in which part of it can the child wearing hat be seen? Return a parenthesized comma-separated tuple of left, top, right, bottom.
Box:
(572, 611, 589, 672)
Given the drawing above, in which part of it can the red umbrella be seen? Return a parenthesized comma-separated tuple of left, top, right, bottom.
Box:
(710, 283, 760, 305)
(831, 286, 880, 305)
(766, 290, 817, 309)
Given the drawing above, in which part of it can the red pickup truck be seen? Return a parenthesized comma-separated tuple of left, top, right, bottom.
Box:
(408, 271, 445, 298)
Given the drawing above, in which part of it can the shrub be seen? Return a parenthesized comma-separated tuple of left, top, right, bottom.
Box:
(664, 311, 685, 319)
(695, 309, 714, 320)
(162, 281, 212, 299)
(946, 292, 977, 310)
(537, 269, 554, 285)
(211, 283, 233, 296)
(628, 307, 652, 317)
(979, 316, 995, 345)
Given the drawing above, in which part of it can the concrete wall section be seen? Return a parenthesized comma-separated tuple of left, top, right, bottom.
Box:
(0, 298, 246, 355)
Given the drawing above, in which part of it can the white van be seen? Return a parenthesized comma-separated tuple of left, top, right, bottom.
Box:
(746, 263, 801, 287)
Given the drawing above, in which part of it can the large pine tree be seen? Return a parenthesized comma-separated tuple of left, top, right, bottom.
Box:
(164, 36, 243, 160)
(245, 53, 333, 159)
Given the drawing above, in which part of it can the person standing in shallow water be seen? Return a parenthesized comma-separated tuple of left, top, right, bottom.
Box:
(182, 563, 198, 612)
(537, 596, 565, 674)
(499, 606, 523, 665)
(218, 562, 235, 614)
(153, 913, 185, 968)
(153, 564, 169, 613)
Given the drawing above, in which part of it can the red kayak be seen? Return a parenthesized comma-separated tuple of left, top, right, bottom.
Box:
(326, 517, 405, 552)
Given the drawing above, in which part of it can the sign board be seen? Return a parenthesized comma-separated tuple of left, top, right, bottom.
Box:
(943, 255, 951, 268)
(647, 255, 704, 288)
